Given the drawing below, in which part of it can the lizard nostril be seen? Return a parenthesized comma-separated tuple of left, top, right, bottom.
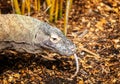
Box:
(72, 48, 76, 52)
(70, 46, 76, 52)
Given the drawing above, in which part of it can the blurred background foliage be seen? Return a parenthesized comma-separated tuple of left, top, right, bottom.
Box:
(0, 0, 73, 35)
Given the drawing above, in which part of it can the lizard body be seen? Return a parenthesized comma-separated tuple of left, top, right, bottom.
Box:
(0, 14, 76, 56)
(0, 14, 79, 78)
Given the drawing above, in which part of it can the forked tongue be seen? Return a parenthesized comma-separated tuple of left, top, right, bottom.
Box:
(70, 53, 79, 78)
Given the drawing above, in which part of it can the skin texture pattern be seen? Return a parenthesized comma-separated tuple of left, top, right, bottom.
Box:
(0, 14, 76, 56)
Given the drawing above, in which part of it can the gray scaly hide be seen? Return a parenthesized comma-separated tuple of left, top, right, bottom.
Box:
(0, 14, 76, 56)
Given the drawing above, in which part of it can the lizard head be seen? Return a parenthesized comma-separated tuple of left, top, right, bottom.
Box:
(34, 22, 76, 56)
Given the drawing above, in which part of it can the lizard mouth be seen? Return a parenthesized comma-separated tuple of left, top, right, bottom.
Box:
(44, 43, 76, 56)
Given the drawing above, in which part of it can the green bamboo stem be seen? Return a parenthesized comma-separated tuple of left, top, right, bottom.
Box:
(59, 0, 63, 18)
(46, 0, 51, 8)
(25, 0, 31, 15)
(21, 0, 26, 15)
(55, 0, 58, 22)
(49, 0, 55, 22)
(37, 0, 41, 12)
(64, 0, 71, 35)
(46, 0, 51, 13)
(13, 0, 21, 14)
(34, 0, 38, 11)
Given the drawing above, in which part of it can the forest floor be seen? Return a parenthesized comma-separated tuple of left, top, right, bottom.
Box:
(0, 0, 120, 84)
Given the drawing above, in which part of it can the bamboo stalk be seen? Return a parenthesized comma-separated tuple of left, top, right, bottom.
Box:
(25, 0, 31, 15)
(21, 0, 26, 15)
(34, 0, 38, 11)
(49, 0, 55, 22)
(13, 0, 21, 14)
(46, 0, 51, 8)
(64, 0, 73, 35)
(10, 0, 66, 22)
(64, 0, 70, 35)
(45, 0, 51, 14)
(55, 0, 58, 22)
(70, 0, 73, 10)
(37, 0, 41, 12)
(59, 0, 63, 18)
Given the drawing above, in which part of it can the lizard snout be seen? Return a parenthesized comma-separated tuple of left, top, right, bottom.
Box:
(70, 45, 76, 53)
(69, 43, 75, 49)
(65, 44, 76, 56)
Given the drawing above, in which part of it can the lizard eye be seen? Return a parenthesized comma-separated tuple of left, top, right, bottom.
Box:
(50, 33, 61, 43)
(52, 37, 57, 41)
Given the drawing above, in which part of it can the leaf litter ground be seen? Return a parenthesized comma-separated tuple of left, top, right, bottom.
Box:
(0, 0, 120, 83)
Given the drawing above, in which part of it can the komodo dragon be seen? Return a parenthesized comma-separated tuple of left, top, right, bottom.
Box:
(0, 14, 79, 78)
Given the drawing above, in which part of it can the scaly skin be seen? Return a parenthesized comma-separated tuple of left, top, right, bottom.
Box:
(0, 14, 76, 56)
